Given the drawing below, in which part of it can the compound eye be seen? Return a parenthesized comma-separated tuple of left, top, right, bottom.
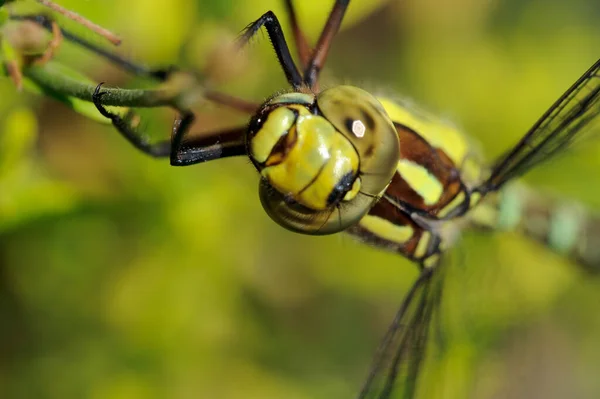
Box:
(317, 86, 400, 196)
(258, 178, 374, 235)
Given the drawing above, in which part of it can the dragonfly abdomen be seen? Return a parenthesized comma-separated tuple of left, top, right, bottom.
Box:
(472, 183, 600, 270)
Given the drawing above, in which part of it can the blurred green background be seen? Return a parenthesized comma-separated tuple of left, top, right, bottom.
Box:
(1, 0, 600, 398)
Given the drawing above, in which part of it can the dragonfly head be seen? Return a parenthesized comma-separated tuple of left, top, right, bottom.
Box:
(247, 85, 400, 235)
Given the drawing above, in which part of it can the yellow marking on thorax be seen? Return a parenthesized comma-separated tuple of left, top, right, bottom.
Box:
(414, 230, 432, 259)
(397, 159, 443, 206)
(423, 254, 440, 268)
(470, 192, 482, 207)
(359, 215, 414, 244)
(461, 155, 486, 186)
(437, 191, 466, 218)
(378, 98, 468, 166)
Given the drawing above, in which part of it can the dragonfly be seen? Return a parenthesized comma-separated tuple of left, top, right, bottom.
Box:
(24, 0, 597, 398)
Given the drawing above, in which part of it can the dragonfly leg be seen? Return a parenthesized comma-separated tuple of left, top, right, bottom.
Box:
(14, 14, 261, 117)
(92, 84, 171, 157)
(93, 84, 247, 164)
(283, 0, 312, 68)
(238, 10, 303, 90)
(169, 114, 247, 166)
(303, 0, 350, 89)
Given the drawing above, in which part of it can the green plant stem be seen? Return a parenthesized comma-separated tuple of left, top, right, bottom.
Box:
(2, 62, 177, 108)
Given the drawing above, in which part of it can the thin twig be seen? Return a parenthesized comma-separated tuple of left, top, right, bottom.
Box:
(36, 0, 122, 46)
(10, 14, 158, 78)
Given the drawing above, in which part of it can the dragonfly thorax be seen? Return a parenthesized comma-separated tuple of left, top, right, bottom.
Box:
(247, 85, 400, 235)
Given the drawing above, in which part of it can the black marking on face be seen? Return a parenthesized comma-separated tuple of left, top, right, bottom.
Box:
(326, 172, 356, 206)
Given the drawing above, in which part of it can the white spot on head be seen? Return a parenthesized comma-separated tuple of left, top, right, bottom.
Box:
(352, 120, 365, 137)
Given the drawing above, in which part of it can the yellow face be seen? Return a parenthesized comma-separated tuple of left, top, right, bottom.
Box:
(247, 86, 400, 235)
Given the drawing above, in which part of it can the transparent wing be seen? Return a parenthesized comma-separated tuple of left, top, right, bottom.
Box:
(479, 58, 600, 192)
(357, 264, 446, 399)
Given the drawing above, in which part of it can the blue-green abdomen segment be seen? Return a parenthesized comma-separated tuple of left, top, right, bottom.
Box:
(472, 183, 600, 270)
